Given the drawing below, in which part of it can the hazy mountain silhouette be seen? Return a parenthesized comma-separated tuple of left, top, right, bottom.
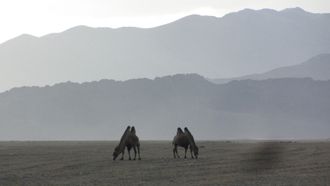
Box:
(211, 53, 330, 84)
(1, 7, 330, 92)
(0, 74, 329, 140)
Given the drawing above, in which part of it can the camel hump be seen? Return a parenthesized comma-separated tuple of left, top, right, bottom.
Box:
(119, 126, 131, 144)
(184, 127, 196, 145)
(177, 127, 184, 135)
(131, 126, 136, 135)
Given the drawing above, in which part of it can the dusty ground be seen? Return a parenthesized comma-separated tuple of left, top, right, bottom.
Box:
(0, 141, 330, 186)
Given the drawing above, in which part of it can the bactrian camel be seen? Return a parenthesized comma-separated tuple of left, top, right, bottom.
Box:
(172, 127, 199, 159)
(113, 126, 141, 160)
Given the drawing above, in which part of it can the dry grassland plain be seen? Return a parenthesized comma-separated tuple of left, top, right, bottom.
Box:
(0, 141, 330, 185)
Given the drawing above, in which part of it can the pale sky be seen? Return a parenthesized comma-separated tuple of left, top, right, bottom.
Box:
(0, 0, 329, 44)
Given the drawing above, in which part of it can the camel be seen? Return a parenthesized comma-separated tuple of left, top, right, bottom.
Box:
(172, 127, 199, 159)
(113, 126, 141, 160)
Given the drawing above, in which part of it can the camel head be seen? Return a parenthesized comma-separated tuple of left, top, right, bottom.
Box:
(193, 146, 199, 159)
(112, 146, 121, 160)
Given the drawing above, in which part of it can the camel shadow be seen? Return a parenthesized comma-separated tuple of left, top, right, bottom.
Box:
(240, 142, 285, 173)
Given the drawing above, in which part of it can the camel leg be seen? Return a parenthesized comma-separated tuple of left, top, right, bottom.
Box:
(190, 146, 194, 159)
(173, 145, 180, 158)
(184, 147, 188, 159)
(120, 149, 125, 160)
(173, 145, 177, 158)
(133, 146, 137, 160)
(175, 145, 180, 158)
(137, 144, 141, 160)
(127, 147, 132, 160)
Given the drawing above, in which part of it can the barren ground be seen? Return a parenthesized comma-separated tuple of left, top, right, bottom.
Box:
(0, 141, 330, 185)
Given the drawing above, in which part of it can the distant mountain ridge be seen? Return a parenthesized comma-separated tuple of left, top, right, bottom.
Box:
(211, 53, 330, 84)
(0, 74, 329, 140)
(1, 7, 330, 92)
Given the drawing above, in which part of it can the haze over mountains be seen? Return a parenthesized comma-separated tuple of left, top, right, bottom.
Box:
(0, 7, 329, 140)
(212, 53, 330, 83)
(0, 74, 329, 140)
(1, 7, 330, 92)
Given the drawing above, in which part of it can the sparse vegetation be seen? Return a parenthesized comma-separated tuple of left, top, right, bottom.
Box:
(0, 141, 329, 185)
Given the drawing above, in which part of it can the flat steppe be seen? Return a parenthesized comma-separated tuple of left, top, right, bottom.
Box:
(0, 141, 329, 185)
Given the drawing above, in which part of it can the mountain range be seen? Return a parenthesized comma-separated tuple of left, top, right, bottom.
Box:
(0, 74, 329, 140)
(1, 7, 330, 92)
(0, 7, 329, 140)
(211, 53, 330, 83)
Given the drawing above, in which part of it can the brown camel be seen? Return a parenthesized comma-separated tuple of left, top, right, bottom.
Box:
(172, 127, 199, 159)
(113, 126, 141, 160)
